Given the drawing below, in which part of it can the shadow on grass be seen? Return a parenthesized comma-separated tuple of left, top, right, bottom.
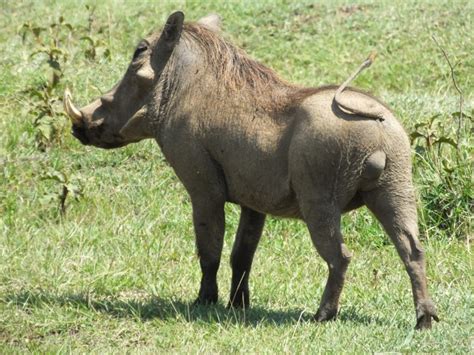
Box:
(3, 290, 392, 327)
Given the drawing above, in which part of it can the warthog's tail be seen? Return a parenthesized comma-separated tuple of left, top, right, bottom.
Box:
(334, 52, 386, 121)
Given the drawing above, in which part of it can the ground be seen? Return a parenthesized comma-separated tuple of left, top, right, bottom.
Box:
(0, 0, 472, 352)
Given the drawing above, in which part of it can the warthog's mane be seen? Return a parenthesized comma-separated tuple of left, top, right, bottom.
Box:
(180, 23, 389, 114)
(182, 23, 307, 112)
(182, 23, 292, 90)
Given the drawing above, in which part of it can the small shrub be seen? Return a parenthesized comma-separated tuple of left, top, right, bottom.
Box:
(19, 8, 110, 150)
(412, 110, 473, 240)
(41, 167, 85, 216)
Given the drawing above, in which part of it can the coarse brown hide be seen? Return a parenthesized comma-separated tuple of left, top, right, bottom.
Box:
(65, 11, 438, 330)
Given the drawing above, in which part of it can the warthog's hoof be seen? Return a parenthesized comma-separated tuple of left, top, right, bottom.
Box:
(415, 314, 439, 330)
(193, 283, 218, 306)
(227, 289, 250, 309)
(313, 307, 338, 322)
(226, 298, 249, 310)
(415, 300, 439, 330)
(193, 293, 218, 306)
(193, 297, 218, 306)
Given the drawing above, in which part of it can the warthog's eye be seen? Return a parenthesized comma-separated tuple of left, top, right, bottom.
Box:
(133, 44, 148, 60)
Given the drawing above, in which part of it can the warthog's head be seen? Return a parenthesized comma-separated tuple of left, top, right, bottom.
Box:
(64, 12, 186, 149)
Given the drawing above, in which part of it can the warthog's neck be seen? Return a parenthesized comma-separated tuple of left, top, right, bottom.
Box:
(156, 26, 310, 127)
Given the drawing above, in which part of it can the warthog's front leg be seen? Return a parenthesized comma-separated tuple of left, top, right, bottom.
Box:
(164, 140, 228, 306)
(191, 197, 225, 305)
(228, 206, 266, 308)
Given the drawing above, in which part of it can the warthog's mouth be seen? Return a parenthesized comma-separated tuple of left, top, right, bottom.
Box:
(66, 89, 128, 149)
(71, 124, 90, 145)
(71, 123, 126, 149)
(96, 140, 128, 149)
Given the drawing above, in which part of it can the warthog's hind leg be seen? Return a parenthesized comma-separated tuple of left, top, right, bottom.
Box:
(363, 185, 439, 330)
(228, 206, 266, 308)
(304, 205, 351, 322)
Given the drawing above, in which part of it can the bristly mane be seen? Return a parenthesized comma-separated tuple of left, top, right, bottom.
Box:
(180, 23, 389, 115)
(182, 23, 292, 91)
(182, 23, 300, 112)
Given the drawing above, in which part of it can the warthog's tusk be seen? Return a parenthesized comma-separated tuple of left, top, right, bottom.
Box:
(64, 89, 83, 126)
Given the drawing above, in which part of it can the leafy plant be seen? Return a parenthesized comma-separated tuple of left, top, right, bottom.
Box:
(19, 8, 111, 150)
(412, 110, 473, 240)
(410, 113, 458, 152)
(81, 35, 111, 61)
(41, 167, 85, 216)
(20, 16, 72, 87)
(22, 82, 67, 150)
(20, 17, 72, 150)
(81, 5, 111, 61)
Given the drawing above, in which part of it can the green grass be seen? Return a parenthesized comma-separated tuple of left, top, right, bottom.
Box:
(0, 0, 472, 352)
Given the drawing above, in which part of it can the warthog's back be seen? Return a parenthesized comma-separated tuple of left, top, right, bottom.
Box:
(299, 85, 407, 151)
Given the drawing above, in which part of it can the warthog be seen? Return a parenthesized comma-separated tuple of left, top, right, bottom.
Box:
(64, 12, 438, 329)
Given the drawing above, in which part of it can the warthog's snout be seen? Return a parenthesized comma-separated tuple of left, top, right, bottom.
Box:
(71, 124, 90, 145)
(64, 89, 127, 149)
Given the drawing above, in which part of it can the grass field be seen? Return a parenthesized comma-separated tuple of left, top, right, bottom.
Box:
(0, 0, 472, 352)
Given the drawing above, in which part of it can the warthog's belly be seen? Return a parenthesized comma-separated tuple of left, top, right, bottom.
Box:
(208, 110, 303, 217)
(223, 167, 301, 218)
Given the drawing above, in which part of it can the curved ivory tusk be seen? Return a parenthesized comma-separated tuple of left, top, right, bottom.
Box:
(64, 89, 83, 126)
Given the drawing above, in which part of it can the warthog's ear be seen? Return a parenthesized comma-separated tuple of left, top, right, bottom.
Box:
(119, 107, 152, 140)
(197, 13, 222, 32)
(162, 11, 185, 44)
(152, 12, 184, 76)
